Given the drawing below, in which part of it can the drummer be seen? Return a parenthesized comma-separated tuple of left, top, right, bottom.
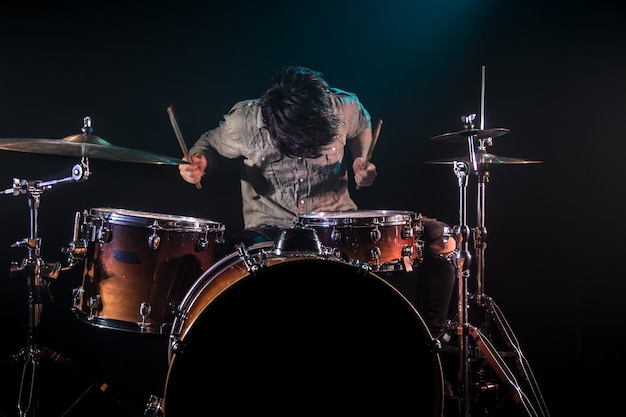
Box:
(178, 65, 456, 335)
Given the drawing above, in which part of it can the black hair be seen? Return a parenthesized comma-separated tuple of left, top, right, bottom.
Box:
(259, 66, 341, 158)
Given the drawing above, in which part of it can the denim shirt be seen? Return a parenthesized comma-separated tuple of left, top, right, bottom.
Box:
(189, 88, 372, 229)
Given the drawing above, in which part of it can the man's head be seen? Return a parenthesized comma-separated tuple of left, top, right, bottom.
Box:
(260, 66, 341, 158)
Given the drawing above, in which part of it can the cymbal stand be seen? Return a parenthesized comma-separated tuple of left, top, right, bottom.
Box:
(441, 105, 548, 416)
(468, 138, 551, 417)
(450, 154, 472, 417)
(3, 160, 90, 417)
(439, 110, 550, 417)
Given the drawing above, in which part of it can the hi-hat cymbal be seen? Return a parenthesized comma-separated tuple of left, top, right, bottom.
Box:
(425, 152, 542, 166)
(430, 128, 510, 143)
(0, 134, 188, 165)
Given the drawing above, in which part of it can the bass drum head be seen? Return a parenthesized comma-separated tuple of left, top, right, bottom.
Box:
(163, 254, 443, 416)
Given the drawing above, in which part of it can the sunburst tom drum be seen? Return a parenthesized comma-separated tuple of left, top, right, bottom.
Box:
(70, 207, 226, 334)
(297, 209, 424, 272)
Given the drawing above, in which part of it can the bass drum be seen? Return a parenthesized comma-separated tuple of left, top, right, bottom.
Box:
(162, 242, 443, 416)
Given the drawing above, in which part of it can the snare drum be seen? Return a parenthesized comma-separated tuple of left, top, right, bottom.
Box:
(71, 207, 226, 334)
(160, 240, 443, 416)
(297, 209, 424, 272)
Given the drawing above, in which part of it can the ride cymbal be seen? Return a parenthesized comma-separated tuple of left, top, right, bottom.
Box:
(430, 128, 510, 143)
(0, 134, 188, 165)
(425, 152, 542, 165)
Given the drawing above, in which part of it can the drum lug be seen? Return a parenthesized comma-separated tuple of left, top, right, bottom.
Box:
(148, 232, 161, 250)
(401, 244, 414, 258)
(99, 226, 111, 243)
(415, 213, 425, 233)
(196, 238, 209, 252)
(369, 227, 381, 243)
(95, 217, 112, 243)
(415, 239, 425, 262)
(429, 338, 443, 353)
(172, 304, 187, 321)
(330, 228, 342, 244)
(370, 247, 382, 262)
(87, 294, 101, 319)
(327, 246, 343, 260)
(71, 287, 83, 311)
(401, 225, 414, 239)
(237, 243, 265, 275)
(139, 302, 153, 332)
(170, 337, 185, 355)
(214, 229, 225, 245)
(353, 261, 372, 276)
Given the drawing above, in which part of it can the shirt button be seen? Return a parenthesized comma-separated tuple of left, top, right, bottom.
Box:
(299, 178, 304, 183)
(300, 200, 305, 205)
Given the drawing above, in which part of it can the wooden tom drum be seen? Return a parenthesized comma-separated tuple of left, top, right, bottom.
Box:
(71, 207, 225, 334)
(297, 209, 424, 272)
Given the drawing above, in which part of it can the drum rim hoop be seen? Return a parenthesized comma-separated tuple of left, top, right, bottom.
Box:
(88, 207, 226, 231)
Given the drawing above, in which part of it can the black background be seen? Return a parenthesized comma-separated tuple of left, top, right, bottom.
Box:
(1, 1, 624, 416)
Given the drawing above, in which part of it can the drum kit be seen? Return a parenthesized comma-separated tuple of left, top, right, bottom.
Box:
(0, 78, 550, 417)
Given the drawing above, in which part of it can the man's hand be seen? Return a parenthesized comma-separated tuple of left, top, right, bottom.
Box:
(353, 157, 377, 189)
(178, 153, 207, 185)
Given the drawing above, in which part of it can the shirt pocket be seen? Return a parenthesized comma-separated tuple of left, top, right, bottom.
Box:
(311, 144, 346, 181)
(246, 149, 287, 194)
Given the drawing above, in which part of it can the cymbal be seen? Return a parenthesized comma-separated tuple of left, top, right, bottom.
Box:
(0, 134, 188, 165)
(425, 152, 543, 166)
(430, 128, 510, 143)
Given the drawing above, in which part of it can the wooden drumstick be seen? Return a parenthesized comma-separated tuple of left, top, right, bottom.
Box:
(356, 118, 382, 190)
(167, 104, 201, 189)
